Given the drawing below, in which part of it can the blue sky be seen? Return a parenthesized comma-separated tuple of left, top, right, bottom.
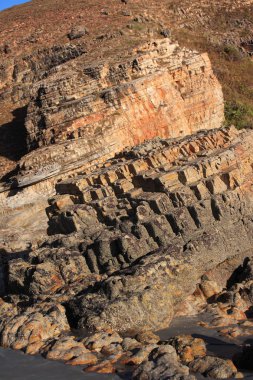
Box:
(0, 0, 30, 11)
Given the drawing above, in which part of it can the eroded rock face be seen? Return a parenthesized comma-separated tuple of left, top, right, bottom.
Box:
(57, 126, 253, 332)
(190, 356, 238, 379)
(13, 38, 223, 189)
(25, 39, 223, 149)
(166, 335, 206, 364)
(7, 246, 97, 297)
(132, 345, 195, 380)
(191, 256, 253, 335)
(1, 0, 253, 183)
(2, 125, 253, 337)
(0, 302, 69, 354)
(1, 103, 253, 378)
(1, 0, 253, 377)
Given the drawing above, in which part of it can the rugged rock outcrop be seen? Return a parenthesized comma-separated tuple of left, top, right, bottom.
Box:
(0, 35, 224, 261)
(132, 345, 195, 380)
(1, 1, 253, 378)
(1, 0, 253, 182)
(53, 125, 253, 332)
(0, 301, 69, 354)
(1, 125, 252, 337)
(6, 38, 224, 190)
(25, 38, 223, 147)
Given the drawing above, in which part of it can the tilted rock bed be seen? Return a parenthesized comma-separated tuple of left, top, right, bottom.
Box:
(1, 125, 253, 377)
(2, 0, 253, 184)
(0, 33, 224, 183)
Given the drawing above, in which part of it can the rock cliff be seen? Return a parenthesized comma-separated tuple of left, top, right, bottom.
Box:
(1, 0, 253, 183)
(1, 0, 253, 378)
(38, 126, 253, 332)
(0, 124, 253, 378)
(0, 35, 224, 260)
(2, 38, 224, 190)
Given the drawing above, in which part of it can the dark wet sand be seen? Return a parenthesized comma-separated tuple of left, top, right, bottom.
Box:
(0, 347, 121, 380)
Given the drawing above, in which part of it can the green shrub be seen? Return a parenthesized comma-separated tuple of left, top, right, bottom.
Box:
(222, 44, 243, 61)
(224, 101, 253, 129)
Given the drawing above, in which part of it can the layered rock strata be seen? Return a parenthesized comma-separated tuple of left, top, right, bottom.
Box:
(24, 38, 223, 150)
(60, 126, 253, 332)
(1, 125, 253, 339)
(1, 0, 253, 183)
(1, 0, 253, 377)
(1, 38, 223, 188)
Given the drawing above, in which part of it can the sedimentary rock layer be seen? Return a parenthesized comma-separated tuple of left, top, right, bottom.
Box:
(2, 125, 253, 338)
(62, 126, 253, 332)
(25, 39, 223, 150)
(1, 0, 253, 182)
(3, 38, 223, 188)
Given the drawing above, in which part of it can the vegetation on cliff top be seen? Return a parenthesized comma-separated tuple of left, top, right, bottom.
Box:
(174, 28, 253, 130)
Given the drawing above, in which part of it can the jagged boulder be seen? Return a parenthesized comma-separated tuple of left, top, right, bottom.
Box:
(68, 26, 88, 40)
(133, 345, 196, 380)
(190, 356, 238, 379)
(0, 303, 69, 354)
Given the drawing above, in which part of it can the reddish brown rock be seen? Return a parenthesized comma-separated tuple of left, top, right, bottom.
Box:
(5, 38, 223, 195)
(199, 277, 222, 300)
(133, 345, 195, 380)
(101, 343, 123, 356)
(66, 352, 98, 366)
(1, 1, 253, 378)
(44, 336, 88, 361)
(0, 303, 69, 354)
(83, 331, 123, 351)
(85, 353, 122, 374)
(1, 0, 251, 183)
(190, 356, 238, 379)
(65, 126, 253, 332)
(122, 337, 142, 351)
(121, 344, 158, 365)
(167, 335, 206, 364)
(135, 331, 160, 345)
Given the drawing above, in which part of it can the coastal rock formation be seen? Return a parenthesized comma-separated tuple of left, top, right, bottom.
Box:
(191, 256, 253, 334)
(132, 345, 195, 380)
(10, 38, 224, 189)
(25, 39, 223, 148)
(1, 125, 252, 339)
(1, 0, 253, 182)
(57, 125, 253, 332)
(2, 1, 253, 378)
(189, 356, 238, 379)
(0, 301, 69, 354)
(166, 335, 206, 364)
(0, 35, 224, 265)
